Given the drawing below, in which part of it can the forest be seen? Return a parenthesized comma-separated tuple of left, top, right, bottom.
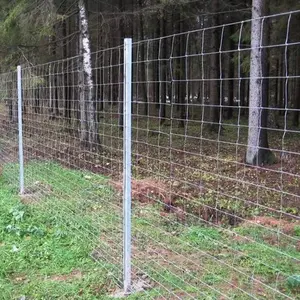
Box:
(0, 1, 299, 199)
(0, 0, 300, 167)
(0, 1, 300, 298)
(0, 0, 299, 161)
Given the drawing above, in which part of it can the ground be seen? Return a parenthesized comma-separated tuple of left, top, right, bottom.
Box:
(0, 162, 299, 299)
(0, 103, 300, 298)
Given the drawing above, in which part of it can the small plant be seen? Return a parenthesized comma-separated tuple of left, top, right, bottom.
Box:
(27, 225, 45, 237)
(10, 206, 26, 222)
(54, 228, 68, 239)
(184, 226, 222, 250)
(294, 226, 300, 237)
(5, 224, 22, 235)
(287, 275, 300, 290)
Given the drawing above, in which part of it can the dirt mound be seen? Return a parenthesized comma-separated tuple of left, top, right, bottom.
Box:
(245, 216, 299, 234)
(110, 178, 172, 205)
(110, 178, 190, 221)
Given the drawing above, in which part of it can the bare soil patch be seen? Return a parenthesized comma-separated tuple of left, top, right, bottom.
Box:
(10, 270, 83, 284)
(47, 269, 83, 282)
(245, 216, 300, 235)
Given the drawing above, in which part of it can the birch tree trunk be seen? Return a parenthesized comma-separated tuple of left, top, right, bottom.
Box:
(78, 14, 88, 144)
(78, 0, 99, 149)
(246, 0, 274, 165)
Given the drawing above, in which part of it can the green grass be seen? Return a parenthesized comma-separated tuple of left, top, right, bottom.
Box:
(0, 161, 299, 299)
(0, 164, 120, 299)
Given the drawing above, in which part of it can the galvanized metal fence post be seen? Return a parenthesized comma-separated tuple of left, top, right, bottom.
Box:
(123, 38, 132, 294)
(17, 65, 24, 194)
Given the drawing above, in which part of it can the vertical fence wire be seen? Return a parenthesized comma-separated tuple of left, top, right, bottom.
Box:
(0, 9, 299, 300)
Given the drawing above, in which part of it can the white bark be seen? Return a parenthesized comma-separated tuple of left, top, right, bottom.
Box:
(78, 0, 98, 148)
(79, 0, 93, 88)
(78, 30, 87, 143)
(246, 0, 263, 164)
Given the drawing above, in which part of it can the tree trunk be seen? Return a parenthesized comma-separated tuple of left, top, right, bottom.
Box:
(178, 13, 187, 128)
(49, 24, 59, 118)
(8, 73, 17, 123)
(154, 19, 160, 109)
(12, 73, 18, 123)
(293, 49, 300, 127)
(118, 0, 125, 130)
(209, 0, 220, 131)
(78, 0, 99, 149)
(260, 0, 271, 157)
(63, 11, 71, 123)
(138, 0, 148, 116)
(240, 73, 248, 117)
(270, 56, 280, 128)
(112, 18, 119, 106)
(246, 0, 274, 165)
(226, 25, 235, 120)
(101, 40, 106, 111)
(279, 47, 287, 116)
(159, 12, 167, 124)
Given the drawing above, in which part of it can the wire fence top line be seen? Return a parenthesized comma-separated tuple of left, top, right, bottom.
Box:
(6, 9, 298, 72)
(0, 7, 300, 299)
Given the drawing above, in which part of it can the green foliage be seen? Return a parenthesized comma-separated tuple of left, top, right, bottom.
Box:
(230, 22, 251, 46)
(184, 226, 222, 250)
(0, 0, 58, 69)
(287, 275, 300, 290)
(294, 226, 300, 237)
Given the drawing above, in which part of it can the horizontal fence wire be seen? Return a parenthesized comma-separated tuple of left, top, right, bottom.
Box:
(21, 47, 126, 289)
(0, 71, 19, 184)
(0, 9, 300, 299)
(128, 10, 300, 299)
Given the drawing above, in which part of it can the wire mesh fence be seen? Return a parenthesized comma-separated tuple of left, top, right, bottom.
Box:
(0, 9, 300, 299)
(0, 71, 19, 185)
